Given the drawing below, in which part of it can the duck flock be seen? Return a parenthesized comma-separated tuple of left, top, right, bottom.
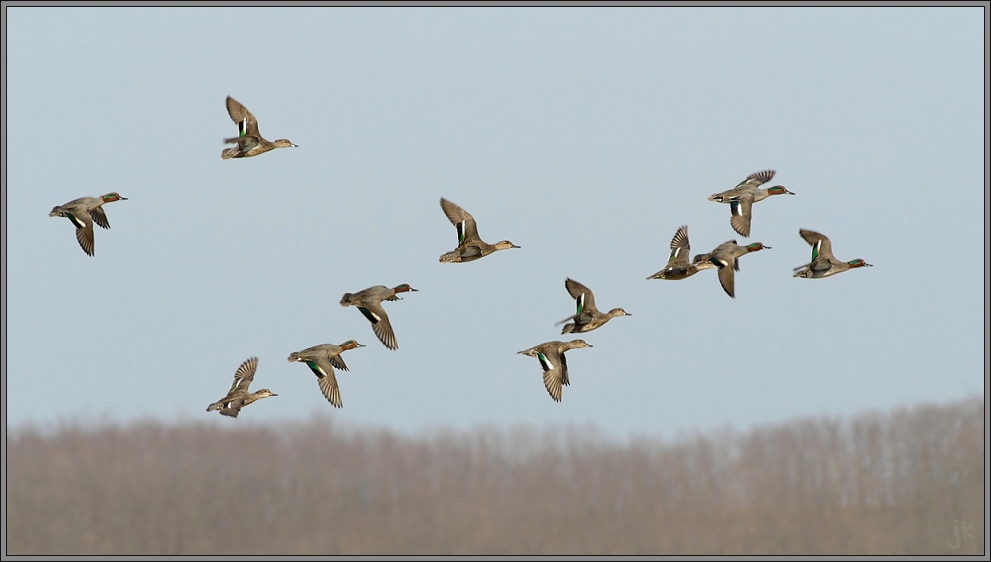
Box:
(48, 95, 873, 413)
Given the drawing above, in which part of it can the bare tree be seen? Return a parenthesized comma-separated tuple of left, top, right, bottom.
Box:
(6, 396, 983, 555)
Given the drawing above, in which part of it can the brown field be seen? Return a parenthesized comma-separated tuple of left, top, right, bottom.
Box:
(5, 396, 985, 555)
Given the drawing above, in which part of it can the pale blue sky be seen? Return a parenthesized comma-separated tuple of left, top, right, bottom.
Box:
(5, 6, 985, 441)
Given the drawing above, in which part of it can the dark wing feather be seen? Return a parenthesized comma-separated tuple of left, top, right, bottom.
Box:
(226, 96, 261, 138)
(717, 266, 736, 298)
(440, 198, 480, 242)
(229, 357, 258, 393)
(73, 215, 96, 257)
(799, 229, 835, 261)
(564, 278, 598, 313)
(729, 197, 753, 237)
(317, 372, 343, 408)
(90, 207, 111, 230)
(330, 354, 349, 371)
(559, 351, 570, 387)
(666, 225, 691, 266)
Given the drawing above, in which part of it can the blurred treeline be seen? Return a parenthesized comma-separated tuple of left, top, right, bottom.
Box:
(6, 395, 984, 555)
